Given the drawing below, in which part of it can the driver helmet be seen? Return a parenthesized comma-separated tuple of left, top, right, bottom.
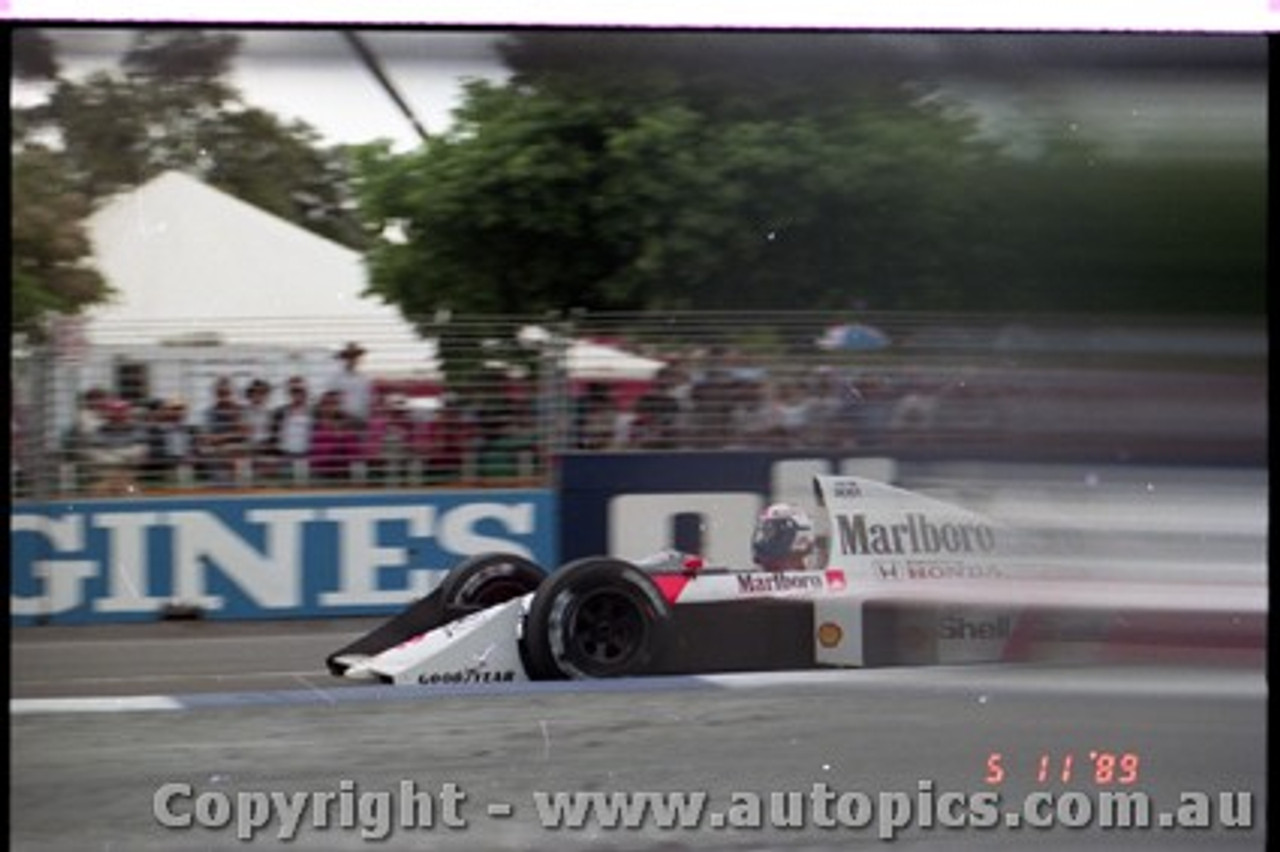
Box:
(751, 503, 816, 571)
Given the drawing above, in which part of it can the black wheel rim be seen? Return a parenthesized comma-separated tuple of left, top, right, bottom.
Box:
(568, 589, 646, 669)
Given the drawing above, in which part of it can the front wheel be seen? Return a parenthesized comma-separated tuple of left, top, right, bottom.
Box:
(523, 557, 672, 680)
(437, 553, 545, 616)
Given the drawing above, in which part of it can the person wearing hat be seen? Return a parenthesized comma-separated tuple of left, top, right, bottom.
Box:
(328, 341, 373, 427)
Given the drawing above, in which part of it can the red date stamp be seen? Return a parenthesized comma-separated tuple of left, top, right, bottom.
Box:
(984, 751, 1141, 786)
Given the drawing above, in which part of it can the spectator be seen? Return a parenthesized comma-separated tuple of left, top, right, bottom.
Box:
(666, 362, 697, 446)
(771, 379, 814, 448)
(75, 387, 110, 434)
(242, 379, 273, 450)
(329, 342, 374, 426)
(630, 365, 683, 449)
(11, 392, 25, 495)
(477, 398, 539, 479)
(725, 369, 810, 449)
(310, 389, 361, 483)
(197, 376, 248, 485)
(887, 386, 940, 445)
(142, 398, 196, 486)
(60, 387, 108, 492)
(725, 369, 770, 447)
(861, 376, 901, 449)
(730, 372, 777, 447)
(242, 378, 274, 482)
(573, 382, 619, 450)
(688, 354, 737, 448)
(85, 398, 147, 495)
(419, 396, 475, 484)
(65, 388, 109, 469)
(808, 367, 878, 450)
(365, 393, 420, 485)
(270, 376, 314, 481)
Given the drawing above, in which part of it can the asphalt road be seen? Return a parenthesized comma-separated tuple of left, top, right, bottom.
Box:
(10, 623, 1266, 851)
(11, 617, 380, 699)
(10, 461, 1268, 850)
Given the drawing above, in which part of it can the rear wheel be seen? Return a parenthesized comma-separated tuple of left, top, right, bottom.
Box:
(437, 553, 545, 616)
(523, 557, 672, 680)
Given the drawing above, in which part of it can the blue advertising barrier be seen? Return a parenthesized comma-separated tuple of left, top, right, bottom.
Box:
(11, 489, 556, 625)
(558, 451, 899, 570)
(558, 450, 1268, 576)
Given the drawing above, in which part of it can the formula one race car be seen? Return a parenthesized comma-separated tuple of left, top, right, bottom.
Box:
(326, 475, 1263, 685)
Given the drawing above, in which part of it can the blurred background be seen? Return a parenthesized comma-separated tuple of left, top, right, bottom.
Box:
(10, 28, 1266, 499)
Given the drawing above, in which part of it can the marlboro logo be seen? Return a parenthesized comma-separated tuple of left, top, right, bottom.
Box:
(835, 513, 997, 556)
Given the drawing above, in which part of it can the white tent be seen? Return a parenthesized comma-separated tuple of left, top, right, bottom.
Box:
(515, 325, 666, 382)
(564, 339, 665, 382)
(84, 169, 438, 377)
(81, 171, 665, 388)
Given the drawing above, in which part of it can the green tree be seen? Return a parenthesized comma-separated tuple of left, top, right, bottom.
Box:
(11, 28, 369, 336)
(983, 156, 1266, 316)
(11, 146, 111, 337)
(37, 30, 366, 247)
(355, 32, 1005, 318)
(356, 31, 1265, 321)
(11, 29, 110, 337)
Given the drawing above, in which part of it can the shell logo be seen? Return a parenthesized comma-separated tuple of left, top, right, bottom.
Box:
(816, 621, 844, 648)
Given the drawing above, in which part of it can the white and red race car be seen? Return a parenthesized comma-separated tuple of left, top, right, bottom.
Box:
(326, 475, 1263, 685)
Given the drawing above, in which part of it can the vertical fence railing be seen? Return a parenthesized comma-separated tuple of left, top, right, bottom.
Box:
(9, 311, 1268, 501)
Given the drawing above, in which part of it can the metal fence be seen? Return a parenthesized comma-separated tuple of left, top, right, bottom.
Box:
(10, 311, 1267, 500)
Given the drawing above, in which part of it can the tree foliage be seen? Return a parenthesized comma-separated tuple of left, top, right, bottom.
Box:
(37, 31, 365, 245)
(356, 31, 1264, 320)
(356, 32, 1009, 318)
(11, 29, 366, 337)
(12, 29, 60, 80)
(11, 146, 111, 336)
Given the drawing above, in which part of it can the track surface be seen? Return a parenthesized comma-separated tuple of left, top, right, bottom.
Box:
(12, 618, 381, 698)
(10, 618, 1267, 851)
(10, 466, 1268, 849)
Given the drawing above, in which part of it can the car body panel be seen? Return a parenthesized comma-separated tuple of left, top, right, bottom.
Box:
(347, 596, 534, 685)
(330, 474, 1266, 684)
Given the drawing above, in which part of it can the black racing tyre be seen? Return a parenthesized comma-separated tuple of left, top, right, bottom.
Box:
(523, 557, 672, 680)
(437, 553, 545, 615)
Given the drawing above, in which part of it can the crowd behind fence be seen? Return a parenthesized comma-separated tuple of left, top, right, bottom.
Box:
(10, 312, 1267, 500)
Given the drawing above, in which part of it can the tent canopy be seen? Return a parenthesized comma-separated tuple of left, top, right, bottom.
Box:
(85, 170, 434, 376)
(84, 172, 665, 383)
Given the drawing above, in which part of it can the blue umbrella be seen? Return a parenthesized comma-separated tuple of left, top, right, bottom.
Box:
(816, 323, 890, 351)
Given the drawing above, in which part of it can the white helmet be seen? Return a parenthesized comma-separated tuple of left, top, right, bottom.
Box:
(751, 503, 816, 570)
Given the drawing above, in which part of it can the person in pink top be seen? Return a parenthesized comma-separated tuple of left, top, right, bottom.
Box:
(309, 390, 361, 484)
(364, 393, 421, 485)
